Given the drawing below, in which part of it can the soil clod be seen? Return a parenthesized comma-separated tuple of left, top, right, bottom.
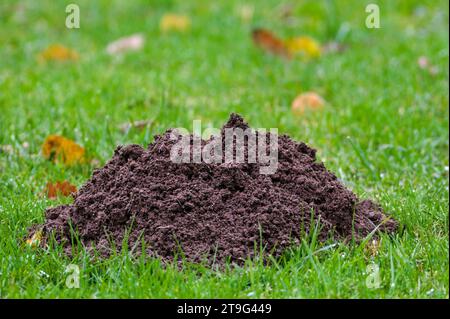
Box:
(39, 114, 397, 265)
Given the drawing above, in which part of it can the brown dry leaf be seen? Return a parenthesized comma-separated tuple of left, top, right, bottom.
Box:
(106, 33, 145, 55)
(38, 44, 79, 62)
(42, 135, 85, 165)
(291, 92, 325, 114)
(160, 14, 191, 33)
(26, 229, 43, 248)
(119, 120, 153, 133)
(44, 181, 77, 199)
(252, 28, 290, 58)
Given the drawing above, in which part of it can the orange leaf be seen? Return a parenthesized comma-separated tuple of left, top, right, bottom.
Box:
(291, 92, 325, 114)
(42, 135, 85, 165)
(38, 44, 79, 62)
(45, 181, 77, 199)
(252, 28, 290, 58)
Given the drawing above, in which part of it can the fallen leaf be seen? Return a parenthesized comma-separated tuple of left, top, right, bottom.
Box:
(106, 33, 145, 55)
(26, 229, 43, 248)
(285, 36, 321, 59)
(160, 14, 191, 33)
(291, 92, 325, 114)
(38, 44, 79, 62)
(252, 28, 290, 58)
(44, 181, 77, 199)
(119, 119, 153, 133)
(42, 135, 85, 165)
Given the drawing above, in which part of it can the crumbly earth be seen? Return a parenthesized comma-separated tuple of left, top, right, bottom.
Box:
(39, 114, 397, 265)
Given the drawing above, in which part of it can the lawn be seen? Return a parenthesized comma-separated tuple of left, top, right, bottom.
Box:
(0, 0, 448, 298)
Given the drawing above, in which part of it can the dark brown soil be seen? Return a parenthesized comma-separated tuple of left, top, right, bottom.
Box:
(39, 114, 397, 265)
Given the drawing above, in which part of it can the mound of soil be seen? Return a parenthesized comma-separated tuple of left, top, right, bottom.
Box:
(40, 114, 397, 265)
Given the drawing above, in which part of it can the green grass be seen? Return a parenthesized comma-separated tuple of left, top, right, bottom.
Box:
(0, 0, 448, 298)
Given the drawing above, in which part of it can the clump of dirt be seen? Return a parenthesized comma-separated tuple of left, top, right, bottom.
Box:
(39, 114, 397, 265)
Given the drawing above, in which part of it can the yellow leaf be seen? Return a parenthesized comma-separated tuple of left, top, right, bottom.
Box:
(26, 230, 43, 248)
(284, 36, 321, 59)
(42, 135, 85, 165)
(160, 14, 191, 33)
(38, 44, 79, 62)
(291, 92, 325, 114)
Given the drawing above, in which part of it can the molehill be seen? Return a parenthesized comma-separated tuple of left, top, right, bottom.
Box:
(38, 114, 397, 265)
